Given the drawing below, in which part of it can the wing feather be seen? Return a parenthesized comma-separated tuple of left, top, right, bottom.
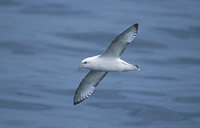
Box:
(73, 70, 107, 105)
(102, 24, 138, 57)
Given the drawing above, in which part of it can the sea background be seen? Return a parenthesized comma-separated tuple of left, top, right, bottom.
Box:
(0, 0, 200, 128)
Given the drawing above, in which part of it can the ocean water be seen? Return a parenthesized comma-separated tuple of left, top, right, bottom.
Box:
(0, 0, 200, 128)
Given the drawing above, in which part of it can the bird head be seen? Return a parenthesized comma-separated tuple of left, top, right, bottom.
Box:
(77, 57, 96, 70)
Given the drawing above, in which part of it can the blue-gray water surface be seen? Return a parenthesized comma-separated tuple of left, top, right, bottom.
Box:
(0, 0, 200, 128)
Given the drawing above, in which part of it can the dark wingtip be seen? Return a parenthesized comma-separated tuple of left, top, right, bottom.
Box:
(73, 99, 81, 105)
(134, 23, 139, 30)
(73, 97, 85, 105)
(73, 101, 80, 105)
(135, 64, 140, 71)
(135, 64, 139, 68)
(73, 97, 78, 105)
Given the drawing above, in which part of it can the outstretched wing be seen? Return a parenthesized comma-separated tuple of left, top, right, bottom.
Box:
(102, 24, 138, 58)
(73, 70, 108, 105)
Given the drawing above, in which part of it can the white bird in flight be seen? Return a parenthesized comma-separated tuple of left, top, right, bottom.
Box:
(74, 24, 139, 105)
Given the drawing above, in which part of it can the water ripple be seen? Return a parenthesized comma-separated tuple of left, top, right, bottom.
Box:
(0, 0, 20, 6)
(88, 102, 200, 122)
(157, 26, 200, 39)
(170, 57, 200, 65)
(175, 96, 200, 104)
(20, 4, 92, 16)
(56, 32, 115, 45)
(0, 99, 52, 110)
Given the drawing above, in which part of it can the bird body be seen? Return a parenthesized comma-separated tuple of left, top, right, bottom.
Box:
(82, 55, 139, 72)
(74, 24, 139, 105)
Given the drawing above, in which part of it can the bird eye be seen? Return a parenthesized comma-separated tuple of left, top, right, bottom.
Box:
(84, 62, 87, 64)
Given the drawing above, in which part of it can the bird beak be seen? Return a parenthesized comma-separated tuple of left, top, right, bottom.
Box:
(77, 65, 83, 71)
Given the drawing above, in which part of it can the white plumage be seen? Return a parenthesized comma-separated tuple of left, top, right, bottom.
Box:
(74, 24, 139, 105)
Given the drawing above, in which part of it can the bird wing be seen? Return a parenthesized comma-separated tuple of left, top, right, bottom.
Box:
(101, 24, 138, 58)
(73, 70, 107, 105)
